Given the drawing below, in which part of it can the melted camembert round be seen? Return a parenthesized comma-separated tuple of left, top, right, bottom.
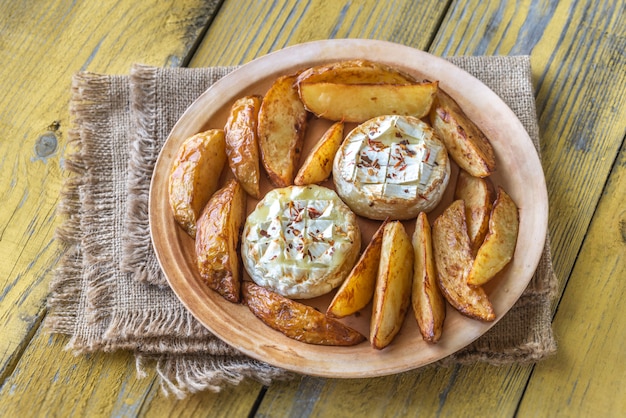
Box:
(333, 115, 450, 220)
(241, 185, 361, 299)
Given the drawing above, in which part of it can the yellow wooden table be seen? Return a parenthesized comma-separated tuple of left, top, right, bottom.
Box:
(1, 1, 624, 416)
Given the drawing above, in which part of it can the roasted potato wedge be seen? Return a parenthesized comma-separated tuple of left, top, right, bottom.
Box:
(257, 74, 308, 187)
(195, 179, 246, 303)
(298, 81, 438, 123)
(242, 282, 366, 346)
(429, 90, 496, 178)
(169, 129, 226, 238)
(455, 170, 495, 253)
(224, 95, 262, 198)
(432, 200, 495, 321)
(370, 221, 414, 349)
(294, 121, 344, 186)
(467, 187, 519, 286)
(412, 212, 446, 343)
(297, 59, 416, 85)
(326, 219, 387, 318)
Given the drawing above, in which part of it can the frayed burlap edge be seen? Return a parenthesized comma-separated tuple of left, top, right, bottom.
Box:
(122, 65, 166, 286)
(46, 72, 121, 341)
(122, 64, 237, 287)
(136, 353, 294, 399)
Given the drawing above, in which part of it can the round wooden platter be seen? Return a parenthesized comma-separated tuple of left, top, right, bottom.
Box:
(149, 39, 548, 378)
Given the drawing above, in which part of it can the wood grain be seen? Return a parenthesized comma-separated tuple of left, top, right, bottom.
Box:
(518, 142, 626, 416)
(190, 0, 450, 66)
(0, 331, 154, 417)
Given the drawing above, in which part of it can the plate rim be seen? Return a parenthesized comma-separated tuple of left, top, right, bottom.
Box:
(149, 39, 548, 378)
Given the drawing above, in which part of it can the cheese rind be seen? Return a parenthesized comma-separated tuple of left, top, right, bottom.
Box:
(333, 115, 450, 220)
(242, 185, 361, 299)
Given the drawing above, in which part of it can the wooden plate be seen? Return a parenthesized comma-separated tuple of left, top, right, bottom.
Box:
(149, 39, 548, 378)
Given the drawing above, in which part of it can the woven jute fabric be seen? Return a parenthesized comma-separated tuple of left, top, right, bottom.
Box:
(46, 56, 557, 398)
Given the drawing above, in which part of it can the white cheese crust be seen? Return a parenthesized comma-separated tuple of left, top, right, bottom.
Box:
(241, 185, 361, 299)
(333, 115, 450, 220)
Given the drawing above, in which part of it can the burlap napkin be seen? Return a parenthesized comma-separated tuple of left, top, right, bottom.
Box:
(46, 56, 557, 398)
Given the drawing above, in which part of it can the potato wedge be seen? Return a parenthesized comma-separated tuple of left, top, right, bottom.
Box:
(432, 200, 495, 321)
(294, 121, 344, 186)
(297, 59, 416, 85)
(467, 187, 519, 286)
(224, 95, 262, 198)
(429, 90, 496, 178)
(242, 282, 366, 346)
(370, 221, 414, 349)
(195, 179, 246, 303)
(298, 81, 438, 123)
(412, 212, 446, 343)
(257, 74, 308, 187)
(168, 129, 226, 238)
(454, 170, 495, 253)
(326, 219, 387, 318)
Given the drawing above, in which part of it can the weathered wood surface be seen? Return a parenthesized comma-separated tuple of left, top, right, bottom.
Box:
(0, 0, 624, 416)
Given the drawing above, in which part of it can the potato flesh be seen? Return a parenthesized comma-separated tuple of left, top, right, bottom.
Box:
(299, 81, 438, 123)
(326, 219, 387, 318)
(467, 187, 519, 286)
(224, 95, 262, 198)
(168, 129, 226, 238)
(195, 179, 246, 303)
(429, 90, 496, 178)
(257, 75, 308, 187)
(412, 212, 446, 343)
(370, 221, 414, 349)
(294, 121, 344, 186)
(454, 170, 495, 253)
(242, 282, 365, 346)
(432, 200, 495, 321)
(296, 59, 416, 85)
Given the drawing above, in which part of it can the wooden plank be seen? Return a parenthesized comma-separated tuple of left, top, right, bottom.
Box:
(0, 0, 234, 413)
(0, 331, 154, 417)
(251, 0, 626, 416)
(136, 377, 262, 418)
(0, 326, 263, 417)
(518, 141, 626, 416)
(258, 365, 537, 416)
(189, 0, 450, 66)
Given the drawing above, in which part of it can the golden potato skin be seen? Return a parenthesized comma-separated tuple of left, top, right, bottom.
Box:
(454, 170, 495, 253)
(224, 95, 262, 198)
(298, 81, 438, 123)
(294, 121, 344, 186)
(168, 129, 226, 238)
(412, 212, 446, 343)
(429, 90, 496, 178)
(242, 282, 366, 346)
(195, 179, 246, 303)
(326, 219, 387, 319)
(432, 200, 495, 321)
(467, 187, 519, 286)
(370, 221, 414, 350)
(296, 59, 417, 85)
(257, 74, 308, 187)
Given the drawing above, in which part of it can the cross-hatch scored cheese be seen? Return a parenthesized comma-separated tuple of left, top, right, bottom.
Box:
(242, 185, 361, 299)
(334, 115, 450, 220)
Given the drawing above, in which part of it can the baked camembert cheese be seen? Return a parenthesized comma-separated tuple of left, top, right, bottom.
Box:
(241, 185, 361, 299)
(333, 115, 450, 220)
